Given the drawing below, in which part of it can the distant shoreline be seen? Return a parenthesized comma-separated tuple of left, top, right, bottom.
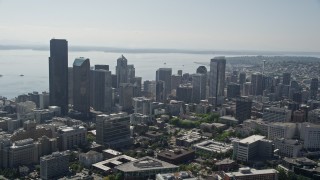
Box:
(1, 44, 320, 57)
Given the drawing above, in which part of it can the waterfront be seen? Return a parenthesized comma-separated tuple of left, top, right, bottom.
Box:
(0, 50, 215, 98)
(1, 49, 319, 99)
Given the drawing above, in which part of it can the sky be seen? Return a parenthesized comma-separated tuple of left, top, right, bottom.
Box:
(0, 0, 319, 52)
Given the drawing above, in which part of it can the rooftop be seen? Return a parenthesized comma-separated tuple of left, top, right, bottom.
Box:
(103, 149, 122, 156)
(73, 57, 89, 66)
(92, 155, 136, 172)
(225, 168, 278, 177)
(158, 149, 195, 159)
(193, 140, 233, 153)
(239, 135, 265, 144)
(215, 158, 235, 165)
(116, 156, 178, 172)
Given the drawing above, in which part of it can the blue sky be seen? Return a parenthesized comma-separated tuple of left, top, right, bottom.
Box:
(0, 0, 319, 52)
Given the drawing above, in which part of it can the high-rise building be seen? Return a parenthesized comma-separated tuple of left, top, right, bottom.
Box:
(95, 64, 109, 71)
(310, 78, 319, 100)
(176, 84, 193, 103)
(132, 97, 152, 115)
(282, 72, 291, 85)
(92, 69, 112, 112)
(127, 64, 135, 83)
(96, 113, 132, 148)
(251, 73, 263, 96)
(156, 68, 172, 98)
(116, 55, 128, 88)
(119, 83, 134, 111)
(143, 80, 156, 98)
(209, 57, 226, 105)
(192, 73, 206, 103)
(196, 66, 207, 74)
(68, 67, 73, 105)
(239, 72, 247, 84)
(156, 81, 165, 102)
(73, 57, 90, 117)
(40, 151, 70, 180)
(49, 39, 68, 115)
(39, 91, 50, 109)
(171, 74, 182, 92)
(235, 97, 252, 123)
(132, 77, 142, 97)
(227, 83, 240, 99)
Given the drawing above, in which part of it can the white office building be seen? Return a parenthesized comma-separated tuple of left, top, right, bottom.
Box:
(268, 122, 296, 140)
(300, 122, 320, 150)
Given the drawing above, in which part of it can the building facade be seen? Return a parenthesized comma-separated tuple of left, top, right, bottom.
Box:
(73, 57, 91, 117)
(49, 39, 68, 115)
(96, 113, 132, 148)
(209, 57, 226, 106)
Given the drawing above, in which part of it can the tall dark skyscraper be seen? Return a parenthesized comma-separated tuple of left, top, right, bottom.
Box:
(68, 67, 73, 105)
(176, 84, 193, 103)
(209, 57, 226, 105)
(156, 68, 172, 98)
(92, 69, 112, 112)
(239, 72, 246, 85)
(251, 73, 263, 96)
(73, 57, 90, 117)
(156, 81, 165, 102)
(310, 78, 319, 100)
(49, 39, 68, 115)
(227, 83, 241, 99)
(282, 72, 291, 86)
(116, 55, 128, 88)
(236, 96, 252, 123)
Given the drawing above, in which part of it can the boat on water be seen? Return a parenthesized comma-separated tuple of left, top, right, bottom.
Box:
(20, 74, 24, 77)
(0, 74, 2, 77)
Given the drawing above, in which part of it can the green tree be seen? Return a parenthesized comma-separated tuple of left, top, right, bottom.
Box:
(87, 133, 96, 143)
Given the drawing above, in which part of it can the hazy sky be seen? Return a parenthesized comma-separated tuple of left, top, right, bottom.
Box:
(0, 0, 319, 52)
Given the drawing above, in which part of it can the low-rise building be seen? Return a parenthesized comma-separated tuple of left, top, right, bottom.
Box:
(157, 149, 195, 165)
(219, 116, 239, 126)
(215, 158, 237, 172)
(224, 167, 278, 180)
(156, 171, 198, 180)
(116, 156, 179, 180)
(102, 149, 122, 159)
(79, 150, 103, 167)
(274, 138, 303, 158)
(233, 135, 273, 162)
(92, 155, 136, 175)
(176, 131, 203, 147)
(193, 140, 233, 155)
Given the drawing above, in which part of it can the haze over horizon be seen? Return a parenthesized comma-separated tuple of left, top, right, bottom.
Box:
(0, 0, 320, 52)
